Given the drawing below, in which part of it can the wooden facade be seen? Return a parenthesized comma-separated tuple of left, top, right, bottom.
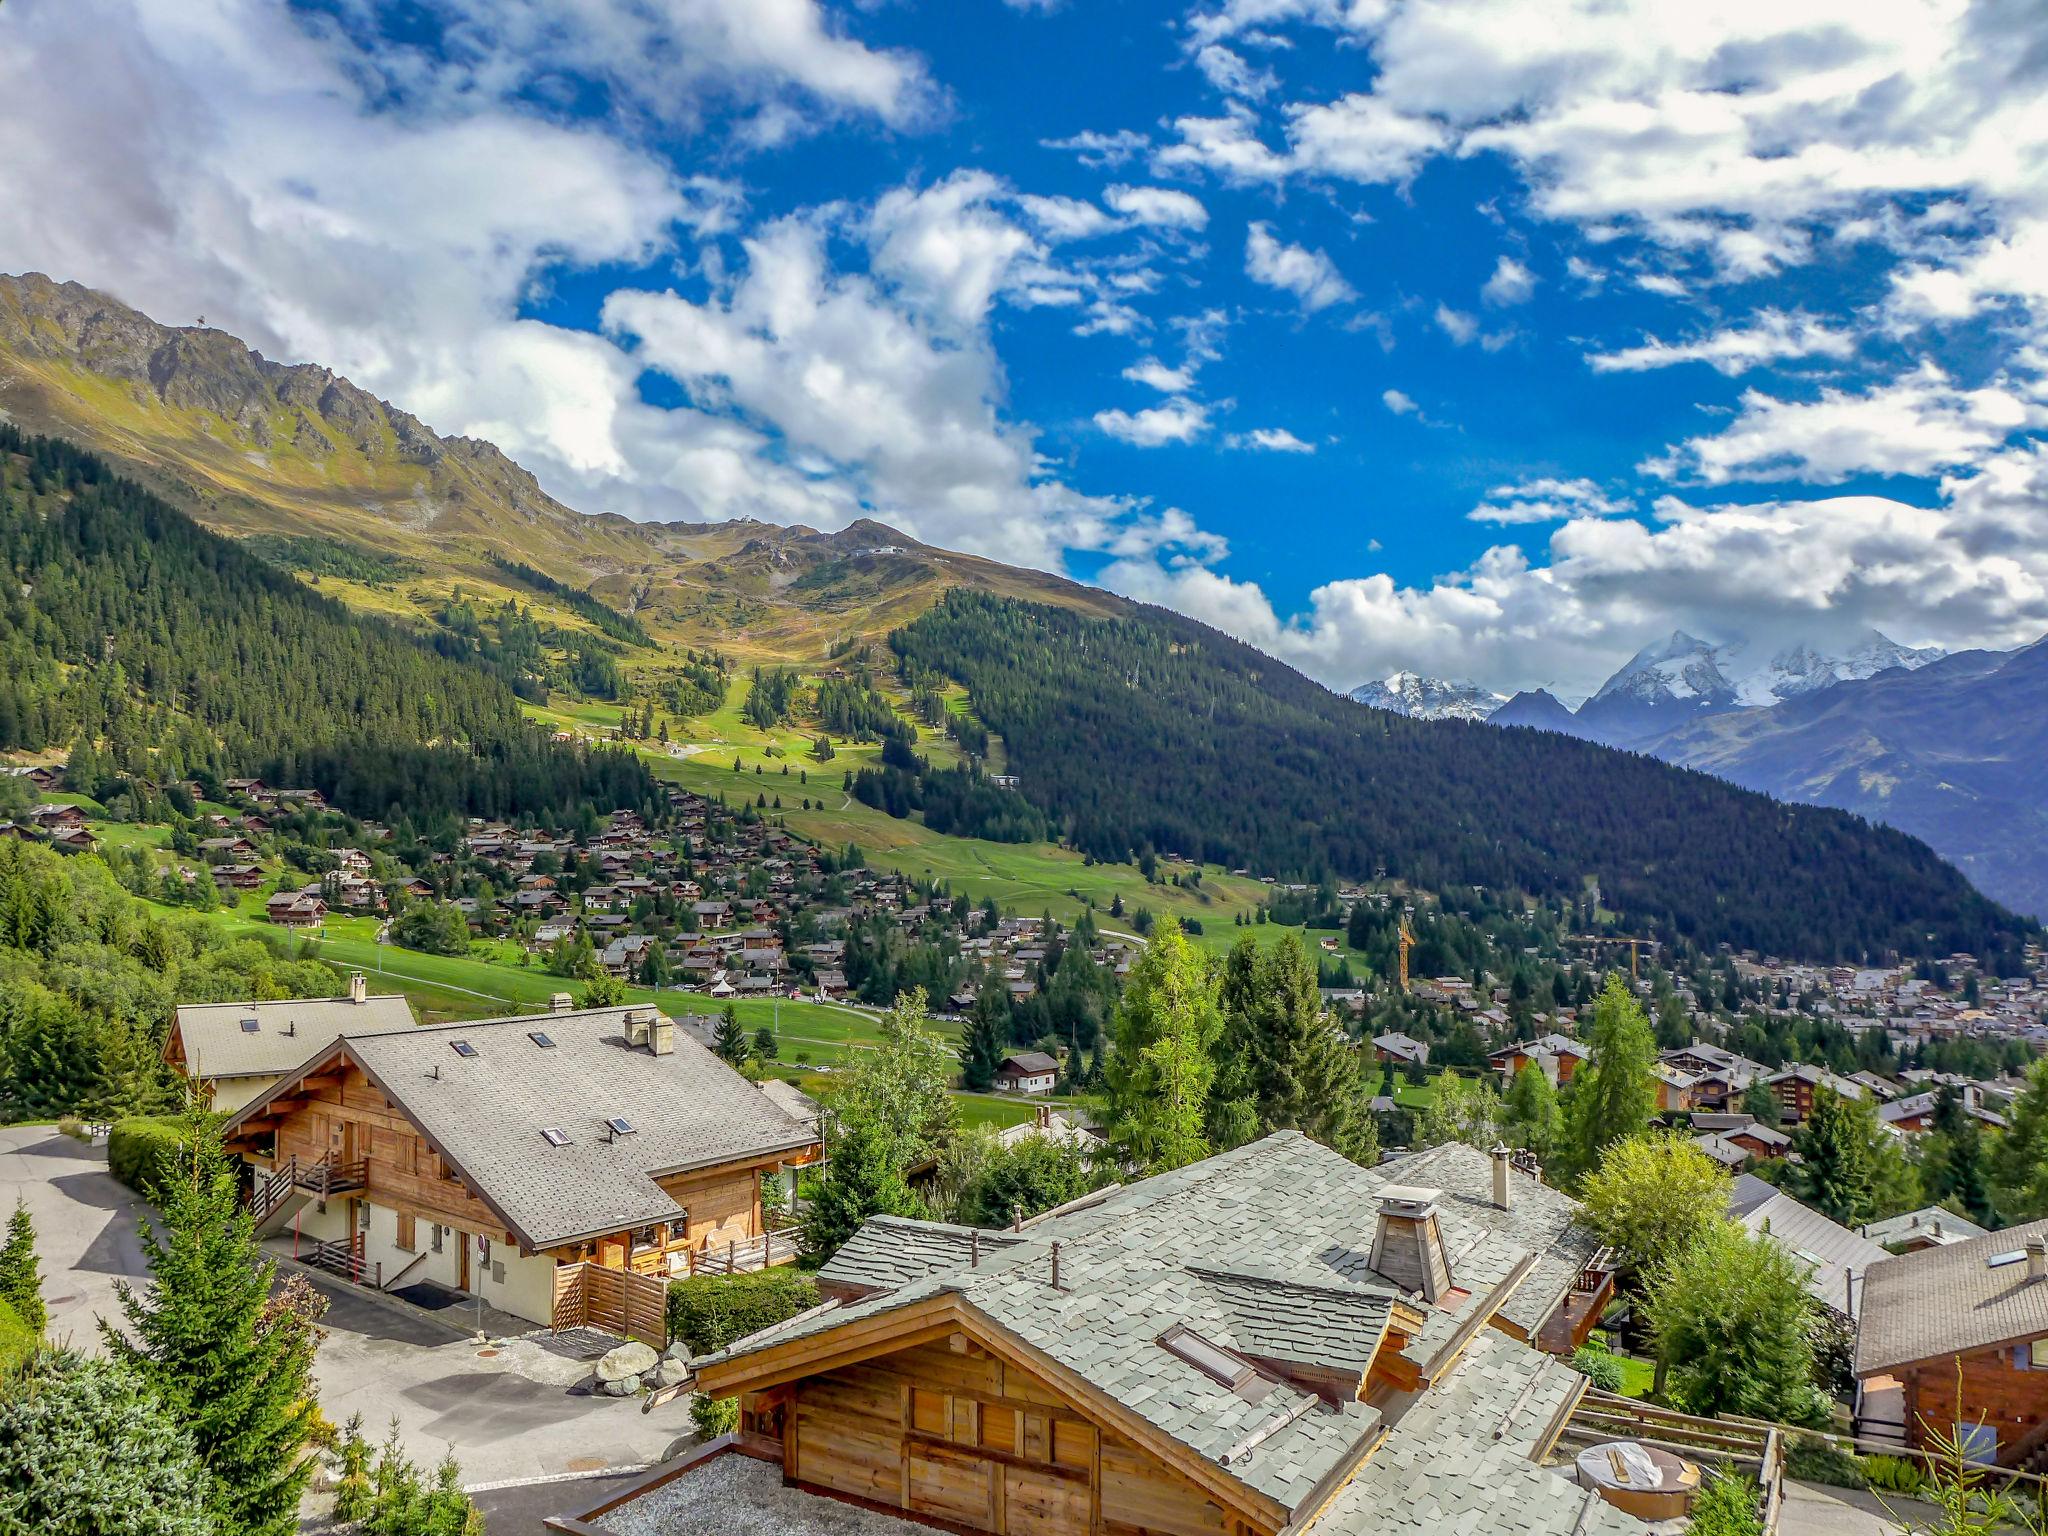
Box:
(226, 1048, 808, 1325)
(1896, 1343, 2048, 1466)
(716, 1326, 1271, 1536)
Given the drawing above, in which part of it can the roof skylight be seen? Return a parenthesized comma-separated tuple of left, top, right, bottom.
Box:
(1158, 1325, 1255, 1390)
(240, 1017, 260, 1033)
(541, 1128, 571, 1148)
(605, 1116, 636, 1137)
(451, 1040, 479, 1058)
(528, 1031, 555, 1049)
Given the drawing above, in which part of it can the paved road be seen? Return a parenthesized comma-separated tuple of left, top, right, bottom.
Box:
(0, 1124, 698, 1516)
(1780, 1479, 1914, 1536)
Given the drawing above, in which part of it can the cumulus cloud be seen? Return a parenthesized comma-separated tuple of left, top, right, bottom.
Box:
(1468, 477, 1632, 524)
(1382, 389, 1420, 416)
(1107, 472, 2048, 698)
(1481, 255, 1535, 307)
(1040, 127, 1150, 168)
(1643, 364, 2048, 486)
(1195, 44, 1278, 99)
(1245, 222, 1355, 311)
(1102, 184, 1209, 230)
(1228, 427, 1316, 452)
(1094, 398, 1211, 447)
(1434, 304, 1478, 344)
(1587, 311, 1857, 376)
(1124, 358, 1197, 393)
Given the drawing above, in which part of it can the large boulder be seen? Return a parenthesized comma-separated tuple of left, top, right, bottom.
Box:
(600, 1374, 640, 1397)
(649, 1359, 693, 1390)
(596, 1341, 659, 1384)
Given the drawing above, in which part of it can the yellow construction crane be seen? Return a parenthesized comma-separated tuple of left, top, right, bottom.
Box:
(1397, 917, 1415, 993)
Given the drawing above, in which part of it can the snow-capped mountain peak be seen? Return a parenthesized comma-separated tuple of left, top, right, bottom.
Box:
(1575, 627, 1946, 744)
(1349, 671, 1509, 722)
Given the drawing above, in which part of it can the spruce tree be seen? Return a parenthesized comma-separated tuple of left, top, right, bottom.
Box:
(1792, 1085, 1874, 1226)
(1995, 1056, 2048, 1219)
(0, 1200, 44, 1333)
(960, 986, 1007, 1092)
(713, 1003, 752, 1067)
(104, 1117, 324, 1536)
(801, 1114, 914, 1261)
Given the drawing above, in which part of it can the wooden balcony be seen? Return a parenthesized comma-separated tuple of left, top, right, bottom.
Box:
(1538, 1253, 1617, 1354)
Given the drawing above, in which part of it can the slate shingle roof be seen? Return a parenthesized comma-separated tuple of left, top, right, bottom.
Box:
(172, 994, 417, 1081)
(713, 1133, 1609, 1536)
(1856, 1217, 2048, 1375)
(1727, 1181, 1889, 1318)
(242, 1007, 818, 1251)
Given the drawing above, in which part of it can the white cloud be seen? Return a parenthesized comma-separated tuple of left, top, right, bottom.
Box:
(1434, 303, 1478, 344)
(1040, 128, 1150, 168)
(1153, 95, 1443, 186)
(1018, 194, 1122, 242)
(329, 0, 936, 139)
(1195, 44, 1278, 99)
(1229, 427, 1316, 452)
(1124, 358, 1196, 394)
(1587, 311, 1856, 376)
(1481, 255, 1535, 307)
(1244, 222, 1355, 311)
(1468, 476, 1631, 524)
(1094, 398, 1211, 447)
(1644, 364, 2047, 486)
(867, 172, 1045, 329)
(1102, 184, 1209, 230)
(1382, 388, 1419, 416)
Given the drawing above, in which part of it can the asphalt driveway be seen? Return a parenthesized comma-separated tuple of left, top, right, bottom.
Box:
(0, 1124, 697, 1525)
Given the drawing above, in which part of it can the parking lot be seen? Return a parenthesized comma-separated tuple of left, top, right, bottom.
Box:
(0, 1123, 697, 1529)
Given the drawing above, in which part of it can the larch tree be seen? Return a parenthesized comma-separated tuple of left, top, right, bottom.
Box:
(1564, 975, 1658, 1181)
(1502, 1062, 1563, 1169)
(1101, 917, 1219, 1175)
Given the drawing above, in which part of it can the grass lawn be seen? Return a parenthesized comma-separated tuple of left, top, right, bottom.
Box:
(952, 1092, 1083, 1131)
(1391, 1078, 1438, 1111)
(1612, 1354, 1657, 1398)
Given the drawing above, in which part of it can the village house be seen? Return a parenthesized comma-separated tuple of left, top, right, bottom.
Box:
(1729, 1174, 1887, 1320)
(1762, 1063, 1866, 1124)
(164, 973, 417, 1114)
(1860, 1207, 1990, 1254)
(1370, 1032, 1429, 1068)
(1856, 1221, 2048, 1466)
(554, 1135, 1637, 1536)
(1489, 1033, 1589, 1086)
(266, 889, 328, 929)
(993, 1051, 1062, 1095)
(219, 1004, 822, 1328)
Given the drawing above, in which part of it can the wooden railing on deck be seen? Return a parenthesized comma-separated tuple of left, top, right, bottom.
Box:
(250, 1155, 298, 1225)
(687, 1228, 799, 1277)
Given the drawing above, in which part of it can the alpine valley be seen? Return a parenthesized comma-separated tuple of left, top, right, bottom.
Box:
(0, 273, 2036, 958)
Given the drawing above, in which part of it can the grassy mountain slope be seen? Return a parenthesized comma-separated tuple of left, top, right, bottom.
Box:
(1648, 640, 2048, 919)
(0, 273, 1119, 662)
(890, 590, 2033, 964)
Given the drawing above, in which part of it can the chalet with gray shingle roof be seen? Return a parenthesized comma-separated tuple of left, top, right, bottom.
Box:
(592, 1133, 1632, 1536)
(219, 1004, 820, 1327)
(165, 973, 416, 1114)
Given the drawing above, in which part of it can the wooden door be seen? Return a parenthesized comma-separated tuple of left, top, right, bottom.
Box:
(457, 1232, 471, 1292)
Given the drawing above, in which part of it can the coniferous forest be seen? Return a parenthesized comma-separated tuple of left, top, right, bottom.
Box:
(0, 428, 659, 826)
(892, 590, 2033, 966)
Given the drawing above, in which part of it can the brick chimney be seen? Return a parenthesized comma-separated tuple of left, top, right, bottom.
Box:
(1370, 1186, 1452, 1303)
(1491, 1146, 1514, 1211)
(348, 970, 368, 1005)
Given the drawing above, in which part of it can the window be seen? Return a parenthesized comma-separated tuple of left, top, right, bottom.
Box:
(450, 1040, 479, 1058)
(2029, 1339, 2048, 1369)
(239, 1017, 260, 1033)
(541, 1127, 572, 1148)
(605, 1117, 636, 1137)
(1158, 1325, 1255, 1390)
(630, 1225, 663, 1252)
(396, 1213, 416, 1252)
(527, 1031, 555, 1049)
(430, 1225, 444, 1254)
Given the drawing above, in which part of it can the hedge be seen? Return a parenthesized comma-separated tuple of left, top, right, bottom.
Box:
(107, 1116, 207, 1202)
(667, 1267, 819, 1356)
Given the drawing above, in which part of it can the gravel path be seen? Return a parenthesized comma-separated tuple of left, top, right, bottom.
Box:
(596, 1453, 930, 1536)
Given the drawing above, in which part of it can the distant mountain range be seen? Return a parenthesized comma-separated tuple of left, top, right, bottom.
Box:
(1369, 629, 2048, 918)
(1348, 671, 1506, 722)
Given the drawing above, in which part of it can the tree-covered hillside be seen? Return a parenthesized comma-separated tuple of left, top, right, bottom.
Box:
(0, 428, 657, 824)
(892, 591, 2032, 965)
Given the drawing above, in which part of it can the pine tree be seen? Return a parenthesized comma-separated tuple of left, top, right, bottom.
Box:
(1792, 1085, 1874, 1226)
(1503, 1062, 1562, 1169)
(104, 1117, 325, 1536)
(714, 1003, 752, 1067)
(0, 1199, 45, 1333)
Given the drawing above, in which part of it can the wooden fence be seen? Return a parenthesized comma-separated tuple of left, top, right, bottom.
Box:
(1563, 1390, 1785, 1532)
(553, 1261, 666, 1348)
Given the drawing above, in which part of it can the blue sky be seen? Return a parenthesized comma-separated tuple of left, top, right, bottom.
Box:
(4, 0, 2047, 696)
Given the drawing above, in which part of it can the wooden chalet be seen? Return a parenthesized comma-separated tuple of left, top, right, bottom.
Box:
(220, 1005, 820, 1329)
(165, 972, 416, 1113)
(553, 1135, 1636, 1536)
(1857, 1221, 2048, 1467)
